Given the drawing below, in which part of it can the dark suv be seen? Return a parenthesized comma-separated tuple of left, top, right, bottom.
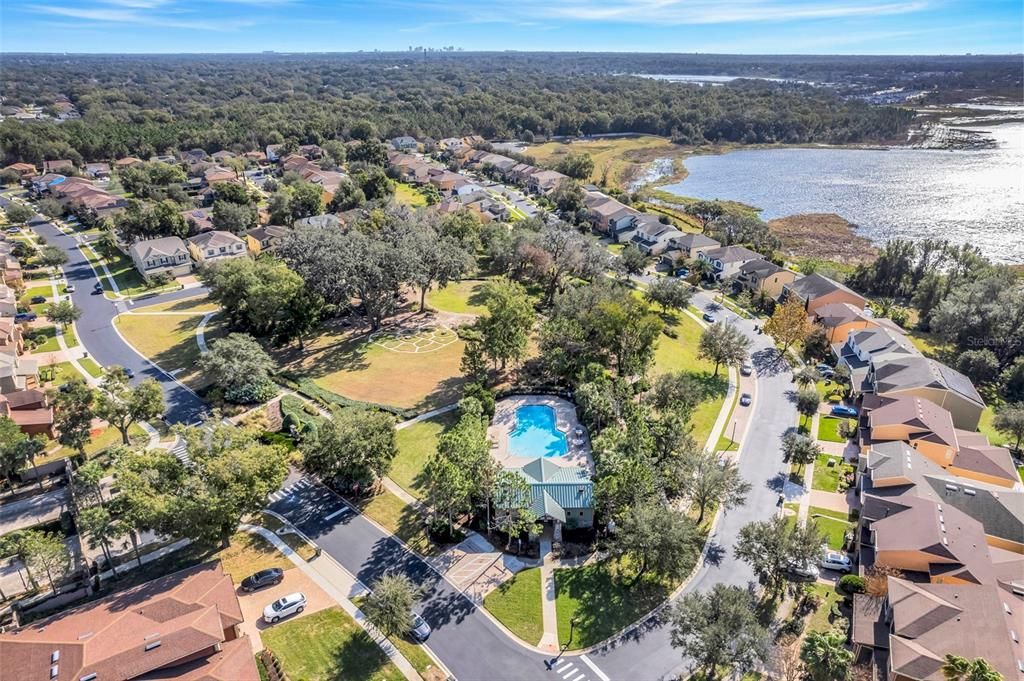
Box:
(240, 567, 284, 592)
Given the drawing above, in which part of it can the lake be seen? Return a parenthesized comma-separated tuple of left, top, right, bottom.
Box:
(660, 122, 1024, 263)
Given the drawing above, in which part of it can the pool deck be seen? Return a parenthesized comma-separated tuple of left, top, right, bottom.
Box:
(488, 395, 594, 473)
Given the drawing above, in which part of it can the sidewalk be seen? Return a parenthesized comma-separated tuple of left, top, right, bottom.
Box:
(538, 537, 559, 653)
(240, 523, 425, 681)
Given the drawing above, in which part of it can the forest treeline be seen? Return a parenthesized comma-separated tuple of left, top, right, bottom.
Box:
(0, 54, 917, 165)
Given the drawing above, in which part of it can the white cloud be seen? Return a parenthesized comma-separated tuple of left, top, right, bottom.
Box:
(29, 4, 254, 30)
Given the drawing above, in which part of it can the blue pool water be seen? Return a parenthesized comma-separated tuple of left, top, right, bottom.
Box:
(509, 405, 568, 458)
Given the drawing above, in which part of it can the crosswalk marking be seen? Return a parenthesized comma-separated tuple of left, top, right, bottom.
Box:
(560, 664, 578, 678)
(268, 478, 314, 504)
(324, 507, 349, 521)
(580, 655, 610, 681)
(555, 660, 571, 670)
(570, 673, 586, 681)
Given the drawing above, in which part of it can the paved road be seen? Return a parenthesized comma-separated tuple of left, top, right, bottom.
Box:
(1, 195, 210, 424)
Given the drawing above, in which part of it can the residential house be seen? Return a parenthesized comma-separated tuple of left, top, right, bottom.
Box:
(42, 159, 74, 174)
(783, 272, 866, 315)
(0, 318, 25, 354)
(3, 162, 37, 178)
(2, 256, 23, 289)
(838, 325, 922, 389)
(527, 169, 568, 195)
(0, 282, 18, 317)
(182, 207, 214, 233)
(509, 163, 538, 184)
(211, 150, 236, 162)
(243, 150, 267, 164)
(505, 458, 594, 537)
(437, 137, 467, 153)
(30, 173, 67, 194)
(852, 576, 1024, 681)
(667, 232, 721, 259)
(427, 169, 463, 194)
(697, 245, 763, 280)
(299, 144, 324, 160)
(245, 225, 288, 255)
(114, 156, 145, 169)
(0, 389, 54, 437)
(586, 194, 640, 238)
(452, 177, 485, 197)
(390, 136, 418, 151)
(736, 259, 797, 298)
(129, 236, 193, 282)
(85, 162, 111, 179)
(461, 194, 509, 223)
(0, 351, 39, 394)
(0, 561, 259, 681)
(863, 355, 985, 430)
(179, 148, 209, 165)
(188, 230, 248, 265)
(265, 144, 284, 162)
(149, 154, 177, 165)
(630, 216, 684, 256)
(814, 302, 903, 345)
(203, 166, 238, 186)
(294, 214, 341, 230)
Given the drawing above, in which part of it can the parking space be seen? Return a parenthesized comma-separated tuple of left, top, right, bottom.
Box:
(235, 566, 334, 651)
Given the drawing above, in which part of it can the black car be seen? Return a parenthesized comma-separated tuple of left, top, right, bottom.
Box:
(14, 312, 37, 322)
(30, 295, 46, 304)
(241, 567, 284, 592)
(93, 282, 104, 294)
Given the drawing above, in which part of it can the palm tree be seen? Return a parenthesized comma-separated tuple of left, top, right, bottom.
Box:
(800, 629, 853, 681)
(942, 655, 1003, 681)
(795, 366, 821, 388)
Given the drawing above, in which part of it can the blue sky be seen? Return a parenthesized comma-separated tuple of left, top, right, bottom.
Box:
(1, 0, 1021, 54)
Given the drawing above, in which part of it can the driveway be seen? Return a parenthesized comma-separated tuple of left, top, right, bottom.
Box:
(235, 567, 334, 651)
(0, 196, 210, 424)
(0, 485, 68, 536)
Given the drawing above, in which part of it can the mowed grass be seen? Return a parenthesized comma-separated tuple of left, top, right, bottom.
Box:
(132, 293, 220, 314)
(812, 454, 853, 492)
(394, 183, 428, 207)
(261, 607, 404, 681)
(114, 312, 225, 389)
(216, 531, 293, 579)
(527, 135, 684, 188)
(808, 507, 853, 550)
(554, 555, 685, 649)
(482, 567, 544, 646)
(281, 323, 467, 411)
(818, 416, 852, 443)
(391, 411, 458, 499)
(425, 279, 490, 315)
(977, 406, 1010, 448)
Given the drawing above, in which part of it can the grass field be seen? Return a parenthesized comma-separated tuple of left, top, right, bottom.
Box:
(812, 454, 853, 492)
(79, 356, 104, 378)
(978, 406, 1010, 448)
(482, 567, 544, 645)
(114, 312, 224, 389)
(132, 294, 220, 314)
(554, 555, 684, 649)
(425, 279, 490, 315)
(390, 411, 458, 499)
(216, 531, 293, 578)
(807, 583, 844, 633)
(808, 507, 853, 550)
(394, 183, 428, 207)
(527, 135, 685, 188)
(817, 416, 852, 443)
(281, 322, 467, 411)
(261, 607, 404, 681)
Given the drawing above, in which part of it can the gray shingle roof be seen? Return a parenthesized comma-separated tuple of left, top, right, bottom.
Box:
(787, 272, 861, 301)
(872, 356, 984, 407)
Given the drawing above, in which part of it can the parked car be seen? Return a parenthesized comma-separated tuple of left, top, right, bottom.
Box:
(787, 562, 820, 579)
(30, 295, 46, 304)
(831, 405, 858, 418)
(5, 227, 19, 234)
(123, 368, 135, 379)
(241, 567, 284, 592)
(702, 313, 716, 323)
(676, 267, 690, 277)
(739, 393, 752, 407)
(740, 362, 754, 376)
(263, 592, 306, 623)
(64, 284, 75, 293)
(820, 550, 853, 574)
(815, 363, 833, 373)
(409, 612, 431, 642)
(92, 282, 104, 294)
(14, 312, 36, 322)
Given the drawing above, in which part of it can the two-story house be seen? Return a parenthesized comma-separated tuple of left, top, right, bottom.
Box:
(697, 244, 763, 280)
(188, 230, 248, 265)
(735, 259, 797, 298)
(245, 225, 289, 255)
(783, 272, 867, 315)
(129, 236, 193, 282)
(629, 216, 684, 256)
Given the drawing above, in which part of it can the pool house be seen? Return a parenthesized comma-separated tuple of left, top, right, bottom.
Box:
(509, 458, 594, 534)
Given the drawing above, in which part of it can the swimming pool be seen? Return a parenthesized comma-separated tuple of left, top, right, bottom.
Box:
(509, 405, 568, 458)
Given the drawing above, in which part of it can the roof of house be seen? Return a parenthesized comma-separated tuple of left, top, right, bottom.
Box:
(872, 356, 985, 408)
(631, 217, 682, 241)
(136, 635, 257, 681)
(246, 225, 289, 243)
(864, 442, 1024, 547)
(884, 578, 1022, 681)
(670, 232, 720, 250)
(509, 458, 593, 522)
(0, 562, 253, 681)
(129, 236, 189, 261)
(295, 214, 341, 230)
(1, 388, 48, 410)
(181, 208, 214, 231)
(738, 258, 785, 277)
(701, 244, 762, 264)
(787, 272, 863, 302)
(814, 301, 868, 327)
(188, 230, 245, 250)
(867, 396, 958, 449)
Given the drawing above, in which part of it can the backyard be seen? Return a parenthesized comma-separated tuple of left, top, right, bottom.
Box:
(261, 607, 404, 681)
(482, 567, 544, 646)
(394, 183, 428, 207)
(278, 320, 467, 412)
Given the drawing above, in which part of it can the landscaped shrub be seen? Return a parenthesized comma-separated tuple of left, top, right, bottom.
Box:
(838, 574, 866, 595)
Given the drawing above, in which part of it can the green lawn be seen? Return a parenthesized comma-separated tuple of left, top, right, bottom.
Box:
(555, 554, 691, 649)
(808, 506, 853, 550)
(261, 607, 404, 681)
(390, 411, 458, 499)
(812, 454, 853, 492)
(348, 596, 437, 680)
(425, 279, 491, 315)
(30, 325, 60, 352)
(114, 312, 224, 390)
(817, 416, 852, 443)
(394, 183, 428, 208)
(483, 567, 544, 645)
(815, 379, 845, 404)
(79, 356, 104, 378)
(807, 583, 844, 633)
(39, 361, 83, 386)
(977, 406, 1009, 448)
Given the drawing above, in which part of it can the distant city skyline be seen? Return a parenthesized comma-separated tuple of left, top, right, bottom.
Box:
(1, 0, 1021, 55)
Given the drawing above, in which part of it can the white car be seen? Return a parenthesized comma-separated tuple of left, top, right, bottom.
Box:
(263, 592, 306, 623)
(820, 551, 853, 573)
(740, 362, 754, 376)
(788, 562, 820, 579)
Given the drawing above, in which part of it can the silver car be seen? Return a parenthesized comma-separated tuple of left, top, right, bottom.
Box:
(409, 612, 431, 641)
(263, 592, 306, 623)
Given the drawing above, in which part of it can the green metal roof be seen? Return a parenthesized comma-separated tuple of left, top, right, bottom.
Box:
(512, 458, 594, 519)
